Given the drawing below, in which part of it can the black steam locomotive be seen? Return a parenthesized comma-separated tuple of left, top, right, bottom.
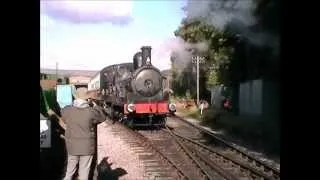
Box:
(88, 46, 176, 127)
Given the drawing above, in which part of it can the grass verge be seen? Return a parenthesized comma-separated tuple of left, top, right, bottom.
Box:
(176, 106, 202, 120)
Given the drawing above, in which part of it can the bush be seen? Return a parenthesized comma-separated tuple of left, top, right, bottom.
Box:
(201, 108, 280, 156)
(201, 107, 222, 127)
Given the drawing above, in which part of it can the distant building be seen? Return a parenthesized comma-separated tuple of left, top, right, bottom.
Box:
(40, 72, 69, 84)
(69, 76, 91, 88)
(40, 80, 57, 90)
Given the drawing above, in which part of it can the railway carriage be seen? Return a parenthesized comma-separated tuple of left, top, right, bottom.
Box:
(88, 46, 176, 127)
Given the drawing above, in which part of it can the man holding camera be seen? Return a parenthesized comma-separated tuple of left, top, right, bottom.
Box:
(59, 87, 106, 180)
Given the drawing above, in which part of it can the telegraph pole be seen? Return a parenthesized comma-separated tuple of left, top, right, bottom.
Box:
(167, 74, 170, 89)
(192, 56, 200, 106)
(56, 62, 58, 80)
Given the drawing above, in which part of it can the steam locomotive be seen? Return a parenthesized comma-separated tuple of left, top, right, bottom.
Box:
(88, 46, 176, 127)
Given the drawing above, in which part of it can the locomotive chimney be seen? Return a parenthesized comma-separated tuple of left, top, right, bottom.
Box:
(141, 46, 152, 66)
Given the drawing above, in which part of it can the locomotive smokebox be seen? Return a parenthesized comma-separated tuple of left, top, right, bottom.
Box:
(141, 46, 152, 66)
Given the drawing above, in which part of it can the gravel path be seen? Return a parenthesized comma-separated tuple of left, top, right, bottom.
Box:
(97, 121, 147, 180)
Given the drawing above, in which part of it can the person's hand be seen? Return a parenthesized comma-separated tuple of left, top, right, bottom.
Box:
(92, 100, 97, 107)
(58, 118, 67, 130)
(47, 109, 55, 116)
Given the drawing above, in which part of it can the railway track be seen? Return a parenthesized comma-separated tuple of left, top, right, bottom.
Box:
(169, 115, 280, 180)
(137, 127, 226, 180)
(136, 124, 279, 180)
(102, 115, 280, 179)
(102, 121, 179, 179)
(108, 120, 230, 179)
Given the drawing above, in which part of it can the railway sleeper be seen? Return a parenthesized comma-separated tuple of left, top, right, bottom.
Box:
(134, 149, 149, 153)
(137, 152, 154, 156)
(141, 159, 160, 165)
(139, 154, 157, 158)
(145, 168, 170, 173)
(152, 177, 176, 180)
(147, 174, 178, 179)
(143, 163, 164, 168)
(132, 147, 146, 151)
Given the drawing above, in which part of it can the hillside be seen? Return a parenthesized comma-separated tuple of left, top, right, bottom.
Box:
(41, 68, 172, 78)
(40, 68, 99, 77)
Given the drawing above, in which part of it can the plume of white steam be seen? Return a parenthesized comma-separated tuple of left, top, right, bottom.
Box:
(153, 37, 209, 71)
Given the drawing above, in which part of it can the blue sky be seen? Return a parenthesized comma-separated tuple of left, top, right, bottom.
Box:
(40, 0, 187, 71)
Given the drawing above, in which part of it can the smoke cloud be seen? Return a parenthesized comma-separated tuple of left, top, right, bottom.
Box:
(184, 0, 255, 30)
(154, 37, 209, 71)
(40, 0, 133, 25)
(172, 0, 279, 62)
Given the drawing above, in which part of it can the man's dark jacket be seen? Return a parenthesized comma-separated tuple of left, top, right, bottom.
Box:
(61, 105, 106, 155)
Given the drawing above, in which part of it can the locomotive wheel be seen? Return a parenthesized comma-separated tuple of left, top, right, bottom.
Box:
(114, 111, 120, 119)
(127, 119, 134, 129)
(110, 108, 116, 124)
(160, 118, 166, 128)
(118, 113, 124, 122)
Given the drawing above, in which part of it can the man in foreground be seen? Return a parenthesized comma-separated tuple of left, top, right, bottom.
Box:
(61, 87, 106, 180)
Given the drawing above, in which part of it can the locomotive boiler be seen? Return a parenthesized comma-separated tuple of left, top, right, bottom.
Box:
(88, 46, 176, 127)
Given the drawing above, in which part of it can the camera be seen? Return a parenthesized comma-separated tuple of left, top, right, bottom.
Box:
(88, 98, 103, 107)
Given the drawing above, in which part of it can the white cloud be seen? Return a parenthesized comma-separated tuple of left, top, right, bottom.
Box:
(41, 0, 133, 24)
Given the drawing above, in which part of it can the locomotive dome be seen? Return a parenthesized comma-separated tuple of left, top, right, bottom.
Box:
(133, 52, 143, 70)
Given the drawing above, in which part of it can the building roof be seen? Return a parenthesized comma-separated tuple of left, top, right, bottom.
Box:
(69, 76, 91, 85)
(40, 80, 57, 90)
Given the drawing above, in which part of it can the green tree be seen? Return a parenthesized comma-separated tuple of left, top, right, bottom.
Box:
(171, 0, 280, 105)
(171, 18, 234, 100)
